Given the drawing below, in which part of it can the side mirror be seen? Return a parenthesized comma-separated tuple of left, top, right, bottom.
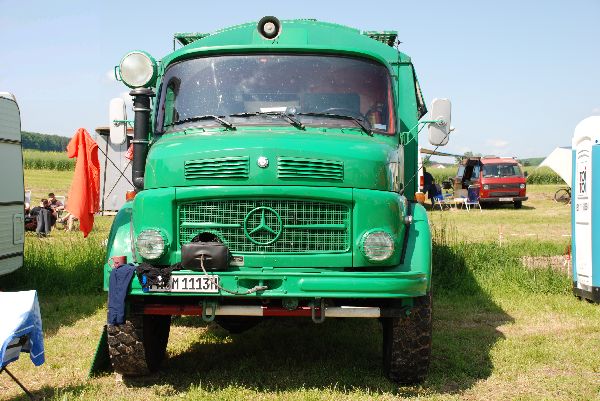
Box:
(109, 97, 127, 145)
(428, 98, 451, 146)
(524, 171, 528, 178)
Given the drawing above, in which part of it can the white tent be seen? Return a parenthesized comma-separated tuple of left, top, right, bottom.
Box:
(539, 147, 572, 187)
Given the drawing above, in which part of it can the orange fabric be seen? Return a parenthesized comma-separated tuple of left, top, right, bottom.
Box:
(66, 128, 100, 237)
(125, 144, 134, 161)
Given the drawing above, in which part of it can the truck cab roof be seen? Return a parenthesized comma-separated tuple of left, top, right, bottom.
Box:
(163, 19, 411, 69)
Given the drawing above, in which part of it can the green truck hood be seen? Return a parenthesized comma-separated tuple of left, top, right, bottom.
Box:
(144, 128, 399, 191)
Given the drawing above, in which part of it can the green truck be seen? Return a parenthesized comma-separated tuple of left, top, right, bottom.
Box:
(103, 17, 451, 384)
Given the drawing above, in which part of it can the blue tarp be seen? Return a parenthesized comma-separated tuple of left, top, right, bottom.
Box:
(0, 290, 45, 367)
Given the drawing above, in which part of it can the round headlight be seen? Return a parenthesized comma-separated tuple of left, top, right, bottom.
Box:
(483, 184, 489, 190)
(520, 183, 526, 189)
(361, 231, 394, 262)
(119, 51, 157, 88)
(136, 229, 167, 260)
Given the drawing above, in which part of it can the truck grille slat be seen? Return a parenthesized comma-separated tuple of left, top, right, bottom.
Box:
(179, 200, 350, 253)
(277, 157, 344, 181)
(185, 157, 249, 179)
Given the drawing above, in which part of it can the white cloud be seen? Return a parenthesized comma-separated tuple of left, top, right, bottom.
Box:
(102, 69, 118, 84)
(486, 139, 509, 148)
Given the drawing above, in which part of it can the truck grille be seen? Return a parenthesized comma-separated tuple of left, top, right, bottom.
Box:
(184, 156, 249, 179)
(179, 199, 351, 253)
(277, 157, 343, 181)
(488, 183, 521, 189)
(489, 191, 520, 197)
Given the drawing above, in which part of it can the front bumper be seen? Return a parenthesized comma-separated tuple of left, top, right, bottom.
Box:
(480, 196, 528, 203)
(126, 268, 428, 299)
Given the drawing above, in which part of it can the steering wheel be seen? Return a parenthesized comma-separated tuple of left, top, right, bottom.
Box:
(320, 107, 367, 121)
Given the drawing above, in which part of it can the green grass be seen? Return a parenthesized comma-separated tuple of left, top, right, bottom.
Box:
(429, 185, 571, 243)
(429, 167, 456, 184)
(3, 177, 598, 401)
(525, 166, 566, 185)
(23, 149, 74, 171)
(24, 168, 73, 204)
(1, 218, 110, 294)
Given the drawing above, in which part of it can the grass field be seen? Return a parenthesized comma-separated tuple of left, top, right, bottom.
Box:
(2, 171, 598, 401)
(428, 166, 566, 186)
(22, 150, 74, 171)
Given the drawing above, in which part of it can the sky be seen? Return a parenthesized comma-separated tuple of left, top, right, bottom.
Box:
(1, 0, 599, 160)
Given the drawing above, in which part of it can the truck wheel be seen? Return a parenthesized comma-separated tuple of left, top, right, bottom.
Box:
(107, 314, 171, 376)
(382, 292, 432, 384)
(514, 201, 523, 209)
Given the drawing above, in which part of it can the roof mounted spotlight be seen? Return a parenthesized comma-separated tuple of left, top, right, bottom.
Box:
(117, 51, 158, 89)
(257, 16, 281, 40)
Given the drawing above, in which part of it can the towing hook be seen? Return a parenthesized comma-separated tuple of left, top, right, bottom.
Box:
(311, 298, 326, 324)
(201, 299, 218, 322)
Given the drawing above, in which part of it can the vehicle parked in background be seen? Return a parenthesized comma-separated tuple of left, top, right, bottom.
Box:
(454, 156, 528, 208)
(0, 92, 25, 276)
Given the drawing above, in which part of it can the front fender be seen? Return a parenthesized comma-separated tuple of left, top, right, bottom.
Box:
(401, 203, 432, 292)
(103, 202, 135, 291)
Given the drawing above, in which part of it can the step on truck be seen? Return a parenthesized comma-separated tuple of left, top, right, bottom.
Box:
(102, 17, 452, 384)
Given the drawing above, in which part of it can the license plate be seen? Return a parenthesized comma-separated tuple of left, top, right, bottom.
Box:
(499, 197, 513, 202)
(148, 275, 219, 293)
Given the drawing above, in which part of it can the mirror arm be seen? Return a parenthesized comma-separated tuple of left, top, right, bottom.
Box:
(112, 119, 134, 127)
(401, 119, 445, 145)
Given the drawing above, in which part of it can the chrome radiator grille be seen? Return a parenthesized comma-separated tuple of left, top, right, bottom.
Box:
(179, 199, 351, 253)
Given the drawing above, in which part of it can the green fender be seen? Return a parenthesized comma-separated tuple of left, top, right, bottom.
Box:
(103, 201, 135, 291)
(400, 203, 432, 293)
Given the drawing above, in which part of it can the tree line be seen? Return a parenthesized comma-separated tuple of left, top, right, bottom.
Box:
(22, 131, 70, 152)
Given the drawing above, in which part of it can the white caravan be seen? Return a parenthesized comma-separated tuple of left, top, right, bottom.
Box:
(0, 92, 25, 276)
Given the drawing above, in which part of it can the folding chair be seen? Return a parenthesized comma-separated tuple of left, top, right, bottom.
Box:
(24, 190, 31, 207)
(1, 336, 35, 400)
(465, 185, 482, 212)
(432, 194, 447, 211)
(0, 291, 45, 400)
(55, 195, 67, 219)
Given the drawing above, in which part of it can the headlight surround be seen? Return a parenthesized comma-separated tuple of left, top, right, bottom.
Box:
(520, 183, 526, 189)
(136, 229, 168, 260)
(360, 230, 395, 262)
(119, 51, 157, 88)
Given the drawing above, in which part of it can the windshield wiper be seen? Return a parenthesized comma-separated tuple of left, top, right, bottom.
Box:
(230, 111, 305, 130)
(169, 115, 236, 130)
(296, 112, 372, 136)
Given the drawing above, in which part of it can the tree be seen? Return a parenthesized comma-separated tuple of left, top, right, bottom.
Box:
(21, 131, 70, 152)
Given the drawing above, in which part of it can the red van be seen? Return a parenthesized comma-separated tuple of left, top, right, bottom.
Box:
(454, 157, 528, 208)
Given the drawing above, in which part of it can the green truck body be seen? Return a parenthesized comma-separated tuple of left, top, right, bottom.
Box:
(102, 18, 448, 384)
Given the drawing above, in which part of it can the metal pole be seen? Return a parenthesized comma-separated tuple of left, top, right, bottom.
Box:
(1, 367, 35, 400)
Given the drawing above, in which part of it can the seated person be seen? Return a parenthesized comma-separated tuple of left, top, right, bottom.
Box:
(47, 193, 64, 225)
(29, 199, 56, 237)
(58, 212, 77, 232)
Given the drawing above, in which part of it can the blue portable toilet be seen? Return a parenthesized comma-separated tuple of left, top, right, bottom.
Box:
(572, 116, 600, 303)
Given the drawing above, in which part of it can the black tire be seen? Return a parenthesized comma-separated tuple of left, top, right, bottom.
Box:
(107, 314, 171, 376)
(215, 316, 261, 334)
(382, 292, 432, 384)
(554, 188, 571, 204)
(514, 200, 523, 209)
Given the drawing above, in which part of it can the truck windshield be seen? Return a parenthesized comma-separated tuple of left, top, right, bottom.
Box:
(482, 164, 523, 178)
(156, 54, 395, 135)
